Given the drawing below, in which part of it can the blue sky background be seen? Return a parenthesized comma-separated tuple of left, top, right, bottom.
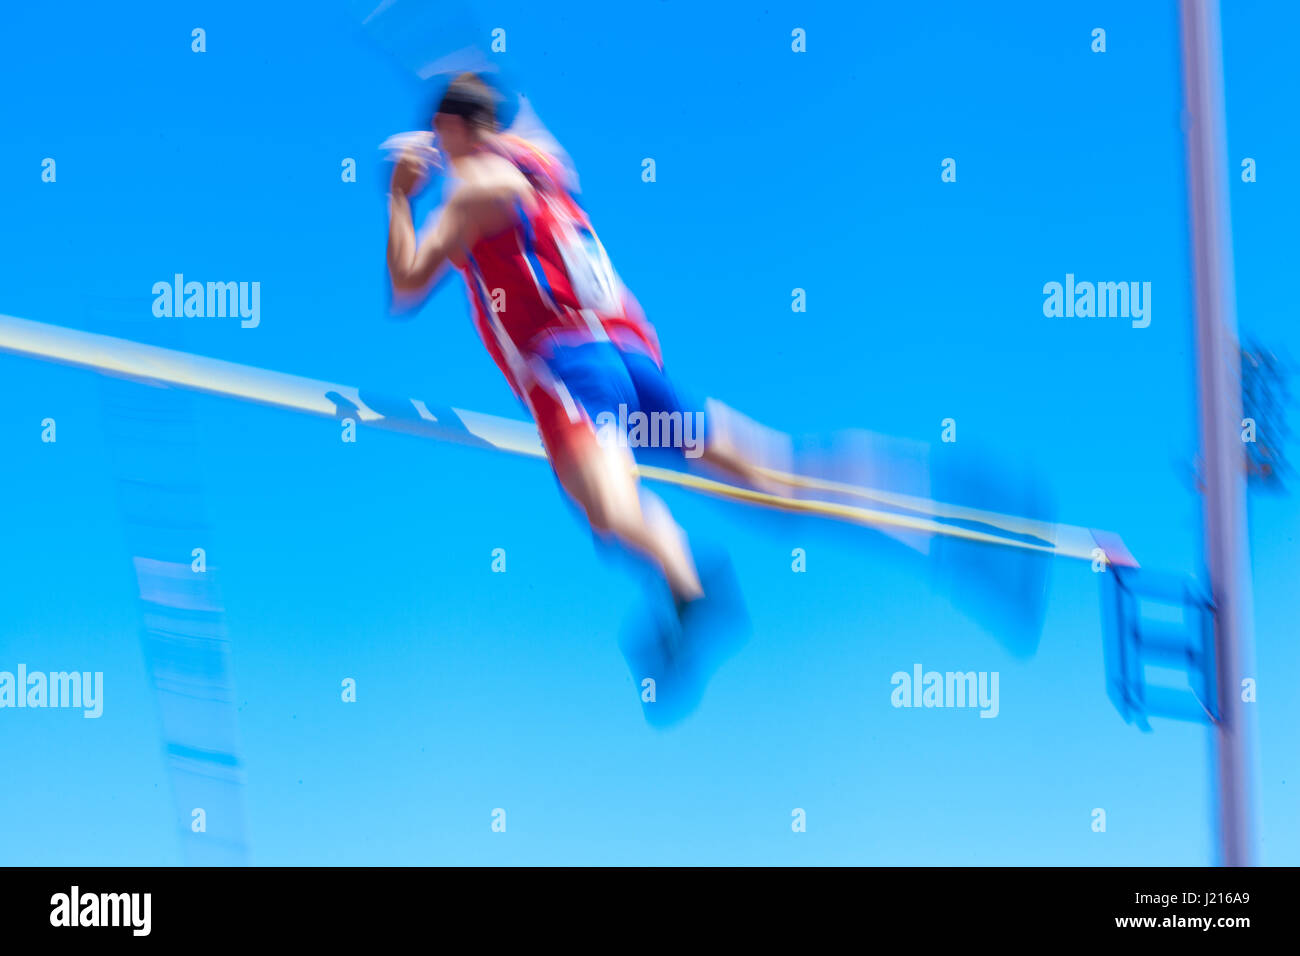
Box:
(0, 0, 1295, 865)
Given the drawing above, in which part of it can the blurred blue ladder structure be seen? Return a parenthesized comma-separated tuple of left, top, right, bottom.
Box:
(87, 295, 252, 866)
(1100, 564, 1218, 731)
(99, 374, 251, 865)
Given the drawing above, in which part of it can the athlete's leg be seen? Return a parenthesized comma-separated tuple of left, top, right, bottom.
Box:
(697, 400, 796, 498)
(553, 431, 703, 602)
(541, 340, 750, 724)
(615, 348, 795, 497)
(526, 348, 704, 603)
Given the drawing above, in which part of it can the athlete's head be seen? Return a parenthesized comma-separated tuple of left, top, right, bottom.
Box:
(433, 73, 497, 159)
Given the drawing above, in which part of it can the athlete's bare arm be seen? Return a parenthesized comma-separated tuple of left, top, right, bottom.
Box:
(386, 149, 533, 299)
(387, 152, 465, 295)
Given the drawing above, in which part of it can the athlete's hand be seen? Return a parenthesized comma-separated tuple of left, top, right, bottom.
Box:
(390, 148, 436, 197)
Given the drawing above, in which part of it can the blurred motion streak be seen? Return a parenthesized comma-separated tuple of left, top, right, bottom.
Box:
(97, 357, 250, 866)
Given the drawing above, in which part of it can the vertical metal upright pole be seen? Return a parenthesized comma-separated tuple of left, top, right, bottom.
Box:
(1180, 0, 1256, 866)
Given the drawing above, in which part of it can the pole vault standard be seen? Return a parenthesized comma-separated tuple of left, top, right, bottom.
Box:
(1180, 0, 1257, 867)
(0, 311, 1132, 565)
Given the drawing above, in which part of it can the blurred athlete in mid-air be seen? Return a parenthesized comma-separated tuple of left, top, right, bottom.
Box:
(386, 74, 779, 723)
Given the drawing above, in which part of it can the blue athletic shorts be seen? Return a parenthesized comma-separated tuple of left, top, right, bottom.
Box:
(537, 339, 706, 463)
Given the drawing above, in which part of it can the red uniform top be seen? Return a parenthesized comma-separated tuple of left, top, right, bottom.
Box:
(455, 134, 661, 402)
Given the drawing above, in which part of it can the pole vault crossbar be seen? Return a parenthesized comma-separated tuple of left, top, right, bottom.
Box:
(0, 312, 1136, 565)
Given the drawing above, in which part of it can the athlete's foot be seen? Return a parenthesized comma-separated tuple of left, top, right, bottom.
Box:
(619, 549, 750, 729)
(618, 602, 696, 728)
(672, 550, 749, 676)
